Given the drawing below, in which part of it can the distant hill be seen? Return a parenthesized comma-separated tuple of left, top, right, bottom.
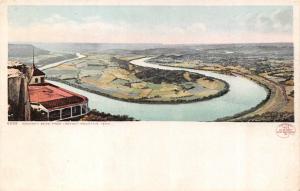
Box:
(8, 44, 50, 57)
(8, 44, 76, 67)
(32, 43, 164, 53)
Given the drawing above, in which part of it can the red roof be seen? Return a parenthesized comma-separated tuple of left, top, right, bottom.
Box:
(29, 83, 88, 110)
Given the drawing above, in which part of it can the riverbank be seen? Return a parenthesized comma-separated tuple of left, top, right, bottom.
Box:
(39, 53, 86, 70)
(47, 57, 268, 121)
(155, 64, 292, 122)
(226, 71, 292, 122)
(201, 69, 293, 121)
(44, 54, 271, 121)
(47, 77, 229, 105)
(45, 55, 230, 105)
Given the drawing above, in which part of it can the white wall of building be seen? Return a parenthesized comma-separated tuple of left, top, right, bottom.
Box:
(30, 75, 45, 85)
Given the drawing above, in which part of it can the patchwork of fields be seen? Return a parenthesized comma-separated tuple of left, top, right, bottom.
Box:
(44, 53, 228, 103)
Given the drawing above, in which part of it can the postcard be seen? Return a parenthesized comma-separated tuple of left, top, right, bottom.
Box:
(0, 0, 299, 190)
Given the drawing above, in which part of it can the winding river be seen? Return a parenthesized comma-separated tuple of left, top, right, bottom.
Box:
(47, 57, 268, 121)
(40, 53, 86, 70)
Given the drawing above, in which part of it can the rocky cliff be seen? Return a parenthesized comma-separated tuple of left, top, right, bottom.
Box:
(8, 61, 32, 121)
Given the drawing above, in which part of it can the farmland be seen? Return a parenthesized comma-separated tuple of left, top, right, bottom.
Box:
(44, 53, 229, 103)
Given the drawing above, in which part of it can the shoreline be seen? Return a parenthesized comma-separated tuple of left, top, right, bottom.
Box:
(39, 53, 86, 71)
(224, 71, 289, 121)
(47, 77, 230, 105)
(149, 64, 275, 121)
(46, 56, 231, 105)
(215, 80, 271, 122)
(45, 56, 275, 121)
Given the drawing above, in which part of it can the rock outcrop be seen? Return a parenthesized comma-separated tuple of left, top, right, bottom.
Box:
(8, 61, 32, 121)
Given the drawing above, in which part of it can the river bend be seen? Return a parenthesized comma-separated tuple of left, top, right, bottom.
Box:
(47, 57, 267, 121)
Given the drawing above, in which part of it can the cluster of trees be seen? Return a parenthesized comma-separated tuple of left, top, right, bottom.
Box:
(80, 109, 136, 121)
(135, 67, 203, 84)
(239, 112, 294, 122)
(110, 57, 131, 70)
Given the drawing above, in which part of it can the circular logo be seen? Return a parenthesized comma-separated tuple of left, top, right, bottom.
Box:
(276, 123, 296, 138)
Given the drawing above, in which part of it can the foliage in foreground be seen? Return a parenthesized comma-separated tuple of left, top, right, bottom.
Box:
(235, 112, 294, 122)
(80, 109, 136, 121)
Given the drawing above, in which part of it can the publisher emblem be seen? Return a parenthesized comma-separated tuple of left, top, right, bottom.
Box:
(276, 123, 296, 138)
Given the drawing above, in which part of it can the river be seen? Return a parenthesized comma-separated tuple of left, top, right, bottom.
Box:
(47, 57, 268, 121)
(40, 53, 86, 70)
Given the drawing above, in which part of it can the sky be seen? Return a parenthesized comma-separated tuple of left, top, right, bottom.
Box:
(8, 6, 293, 44)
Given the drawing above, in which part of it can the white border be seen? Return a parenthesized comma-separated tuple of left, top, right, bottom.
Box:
(0, 1, 299, 190)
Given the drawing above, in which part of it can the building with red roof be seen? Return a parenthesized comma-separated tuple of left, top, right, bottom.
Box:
(28, 64, 89, 121)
